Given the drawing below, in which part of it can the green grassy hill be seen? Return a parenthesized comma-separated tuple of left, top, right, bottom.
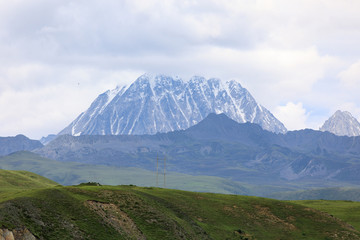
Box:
(0, 169, 58, 202)
(296, 200, 360, 232)
(1, 182, 360, 239)
(0, 169, 57, 189)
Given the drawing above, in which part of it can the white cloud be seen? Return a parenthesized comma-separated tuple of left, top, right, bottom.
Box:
(0, 65, 141, 138)
(175, 46, 338, 109)
(338, 61, 360, 88)
(274, 102, 308, 130)
(0, 0, 360, 137)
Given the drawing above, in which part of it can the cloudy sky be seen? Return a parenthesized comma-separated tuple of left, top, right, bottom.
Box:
(1, 0, 360, 139)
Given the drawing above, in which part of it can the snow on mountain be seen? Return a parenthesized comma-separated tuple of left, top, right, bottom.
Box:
(39, 134, 57, 145)
(59, 74, 287, 136)
(320, 110, 360, 136)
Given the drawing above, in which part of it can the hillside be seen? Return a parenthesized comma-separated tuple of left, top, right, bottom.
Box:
(0, 169, 57, 190)
(1, 184, 360, 240)
(296, 200, 360, 232)
(0, 169, 58, 206)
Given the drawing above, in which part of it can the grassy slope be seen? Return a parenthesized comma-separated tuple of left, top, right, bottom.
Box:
(1, 184, 360, 240)
(0, 169, 57, 189)
(0, 169, 58, 201)
(296, 200, 360, 232)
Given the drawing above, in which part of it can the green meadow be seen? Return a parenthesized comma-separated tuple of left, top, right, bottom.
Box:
(1, 169, 360, 239)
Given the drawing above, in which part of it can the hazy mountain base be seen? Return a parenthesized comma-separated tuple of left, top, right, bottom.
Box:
(270, 187, 360, 201)
(2, 151, 360, 201)
(0, 151, 254, 195)
(35, 132, 360, 187)
(1, 182, 360, 240)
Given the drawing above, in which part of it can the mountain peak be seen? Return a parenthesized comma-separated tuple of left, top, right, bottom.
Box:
(139, 73, 183, 87)
(59, 74, 287, 136)
(193, 113, 239, 128)
(320, 110, 360, 136)
(182, 112, 276, 148)
(334, 110, 352, 117)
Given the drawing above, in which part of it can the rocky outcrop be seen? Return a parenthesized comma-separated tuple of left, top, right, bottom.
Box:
(0, 228, 36, 240)
(86, 200, 146, 240)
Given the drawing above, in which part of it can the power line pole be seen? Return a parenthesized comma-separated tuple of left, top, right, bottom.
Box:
(164, 155, 166, 188)
(156, 154, 159, 188)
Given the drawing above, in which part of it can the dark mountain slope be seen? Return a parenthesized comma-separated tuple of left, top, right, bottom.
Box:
(281, 129, 360, 154)
(185, 113, 279, 146)
(0, 135, 42, 156)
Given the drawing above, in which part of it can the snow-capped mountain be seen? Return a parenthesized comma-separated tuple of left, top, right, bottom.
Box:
(320, 110, 360, 136)
(59, 74, 287, 136)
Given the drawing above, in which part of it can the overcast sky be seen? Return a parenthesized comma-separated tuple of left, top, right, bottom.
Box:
(1, 0, 360, 139)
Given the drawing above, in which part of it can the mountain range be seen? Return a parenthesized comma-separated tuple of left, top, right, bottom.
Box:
(1, 112, 360, 199)
(2, 73, 360, 201)
(53, 74, 360, 140)
(59, 74, 287, 136)
(35, 113, 360, 190)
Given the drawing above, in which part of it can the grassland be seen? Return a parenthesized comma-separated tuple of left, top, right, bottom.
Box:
(296, 200, 360, 231)
(0, 169, 57, 189)
(2, 162, 360, 239)
(0, 169, 58, 202)
(1, 178, 360, 239)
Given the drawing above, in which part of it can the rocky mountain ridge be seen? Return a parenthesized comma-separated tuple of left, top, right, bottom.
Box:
(59, 74, 287, 136)
(320, 110, 360, 136)
(0, 135, 43, 156)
